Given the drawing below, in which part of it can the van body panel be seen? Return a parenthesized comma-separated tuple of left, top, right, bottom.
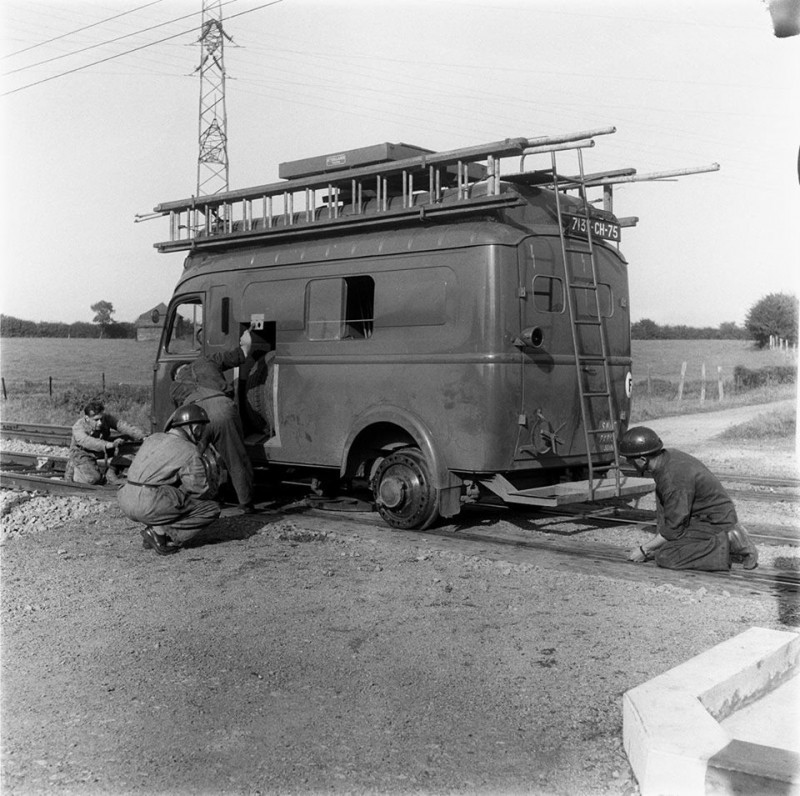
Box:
(153, 181, 634, 520)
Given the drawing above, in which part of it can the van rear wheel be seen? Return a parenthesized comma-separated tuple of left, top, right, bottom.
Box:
(372, 448, 439, 531)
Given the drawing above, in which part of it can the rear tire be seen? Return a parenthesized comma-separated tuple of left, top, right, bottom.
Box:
(372, 447, 440, 530)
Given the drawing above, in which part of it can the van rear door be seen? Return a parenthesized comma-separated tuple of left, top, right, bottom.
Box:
(514, 237, 629, 465)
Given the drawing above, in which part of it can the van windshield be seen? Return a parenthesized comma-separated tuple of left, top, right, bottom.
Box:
(165, 300, 204, 354)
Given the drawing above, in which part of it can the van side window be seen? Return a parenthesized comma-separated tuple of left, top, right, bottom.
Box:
(532, 275, 564, 313)
(165, 299, 204, 353)
(306, 276, 374, 340)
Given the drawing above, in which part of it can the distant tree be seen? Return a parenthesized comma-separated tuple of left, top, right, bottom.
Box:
(91, 300, 116, 339)
(630, 318, 660, 339)
(745, 293, 799, 348)
(69, 321, 99, 338)
(719, 321, 744, 339)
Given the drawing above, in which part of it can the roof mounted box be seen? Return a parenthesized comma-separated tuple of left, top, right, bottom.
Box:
(279, 143, 435, 180)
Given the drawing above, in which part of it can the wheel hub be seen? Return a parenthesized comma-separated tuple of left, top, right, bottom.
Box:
(377, 475, 406, 509)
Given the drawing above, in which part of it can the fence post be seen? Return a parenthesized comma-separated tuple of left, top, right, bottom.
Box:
(1, 377, 6, 400)
(700, 362, 706, 404)
(102, 372, 106, 392)
(677, 361, 687, 402)
(49, 376, 52, 397)
(647, 365, 652, 396)
(717, 366, 724, 401)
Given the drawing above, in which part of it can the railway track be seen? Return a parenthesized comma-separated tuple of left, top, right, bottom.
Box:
(256, 499, 800, 599)
(2, 425, 798, 596)
(0, 422, 72, 447)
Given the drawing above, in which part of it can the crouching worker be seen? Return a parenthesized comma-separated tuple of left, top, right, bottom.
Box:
(619, 426, 758, 571)
(117, 403, 221, 556)
(66, 399, 147, 485)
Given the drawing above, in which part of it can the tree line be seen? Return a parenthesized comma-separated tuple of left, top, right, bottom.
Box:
(0, 315, 136, 339)
(1, 300, 137, 339)
(631, 319, 750, 340)
(1, 293, 797, 347)
(633, 293, 797, 346)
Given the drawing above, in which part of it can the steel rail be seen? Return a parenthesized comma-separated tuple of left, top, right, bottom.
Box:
(0, 471, 117, 499)
(0, 422, 71, 447)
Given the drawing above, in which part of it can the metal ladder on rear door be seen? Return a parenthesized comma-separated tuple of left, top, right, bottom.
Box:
(550, 146, 622, 500)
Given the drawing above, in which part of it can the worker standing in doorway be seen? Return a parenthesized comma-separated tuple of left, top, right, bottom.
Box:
(170, 329, 256, 513)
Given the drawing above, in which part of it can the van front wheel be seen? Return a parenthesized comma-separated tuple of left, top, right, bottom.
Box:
(372, 448, 440, 531)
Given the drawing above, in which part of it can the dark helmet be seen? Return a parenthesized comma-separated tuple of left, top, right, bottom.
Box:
(165, 403, 210, 431)
(618, 426, 663, 457)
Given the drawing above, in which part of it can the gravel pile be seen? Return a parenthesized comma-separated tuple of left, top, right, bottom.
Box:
(1, 492, 107, 539)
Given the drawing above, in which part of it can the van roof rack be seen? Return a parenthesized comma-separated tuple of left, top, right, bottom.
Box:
(142, 127, 718, 253)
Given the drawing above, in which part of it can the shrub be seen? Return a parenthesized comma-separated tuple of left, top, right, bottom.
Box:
(733, 364, 797, 391)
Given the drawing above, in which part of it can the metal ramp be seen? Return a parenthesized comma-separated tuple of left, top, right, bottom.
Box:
(479, 473, 655, 508)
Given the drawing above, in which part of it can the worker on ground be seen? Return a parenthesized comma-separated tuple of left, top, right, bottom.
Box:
(170, 328, 256, 513)
(66, 399, 146, 485)
(117, 403, 221, 556)
(619, 426, 758, 571)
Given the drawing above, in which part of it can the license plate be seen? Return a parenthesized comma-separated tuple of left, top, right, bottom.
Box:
(565, 214, 621, 242)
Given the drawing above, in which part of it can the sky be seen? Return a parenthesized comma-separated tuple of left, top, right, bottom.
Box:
(1, 0, 798, 328)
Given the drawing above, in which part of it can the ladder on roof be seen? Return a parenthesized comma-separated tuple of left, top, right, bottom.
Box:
(146, 128, 619, 252)
(548, 145, 622, 500)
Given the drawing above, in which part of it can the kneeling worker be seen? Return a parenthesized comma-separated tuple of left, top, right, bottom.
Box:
(118, 403, 221, 556)
(66, 399, 147, 485)
(619, 426, 758, 571)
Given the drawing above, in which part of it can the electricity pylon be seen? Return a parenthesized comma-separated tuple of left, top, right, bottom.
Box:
(195, 0, 231, 197)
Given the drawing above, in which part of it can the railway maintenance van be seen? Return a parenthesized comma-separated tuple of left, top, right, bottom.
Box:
(147, 127, 716, 529)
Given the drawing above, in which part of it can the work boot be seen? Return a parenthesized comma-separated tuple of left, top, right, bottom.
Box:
(140, 527, 180, 556)
(727, 524, 758, 570)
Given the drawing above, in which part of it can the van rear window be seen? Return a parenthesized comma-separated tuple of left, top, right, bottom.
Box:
(533, 276, 564, 313)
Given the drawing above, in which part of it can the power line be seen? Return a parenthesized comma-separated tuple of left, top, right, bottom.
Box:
(3, 0, 241, 76)
(2, 0, 283, 97)
(2, 0, 168, 59)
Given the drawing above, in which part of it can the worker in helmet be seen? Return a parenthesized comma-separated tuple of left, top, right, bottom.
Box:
(618, 426, 758, 571)
(170, 328, 256, 513)
(117, 403, 221, 556)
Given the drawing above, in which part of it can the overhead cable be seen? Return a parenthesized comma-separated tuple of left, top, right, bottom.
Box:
(4, 0, 241, 76)
(2, 0, 283, 97)
(3, 0, 168, 59)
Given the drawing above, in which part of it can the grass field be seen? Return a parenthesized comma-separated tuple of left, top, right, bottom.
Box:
(0, 337, 796, 429)
(0, 338, 157, 389)
(631, 339, 796, 383)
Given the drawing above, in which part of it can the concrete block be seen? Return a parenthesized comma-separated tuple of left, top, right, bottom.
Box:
(623, 627, 800, 796)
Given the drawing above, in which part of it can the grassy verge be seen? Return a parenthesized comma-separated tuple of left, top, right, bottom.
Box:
(631, 382, 796, 422)
(716, 404, 797, 441)
(0, 383, 151, 430)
